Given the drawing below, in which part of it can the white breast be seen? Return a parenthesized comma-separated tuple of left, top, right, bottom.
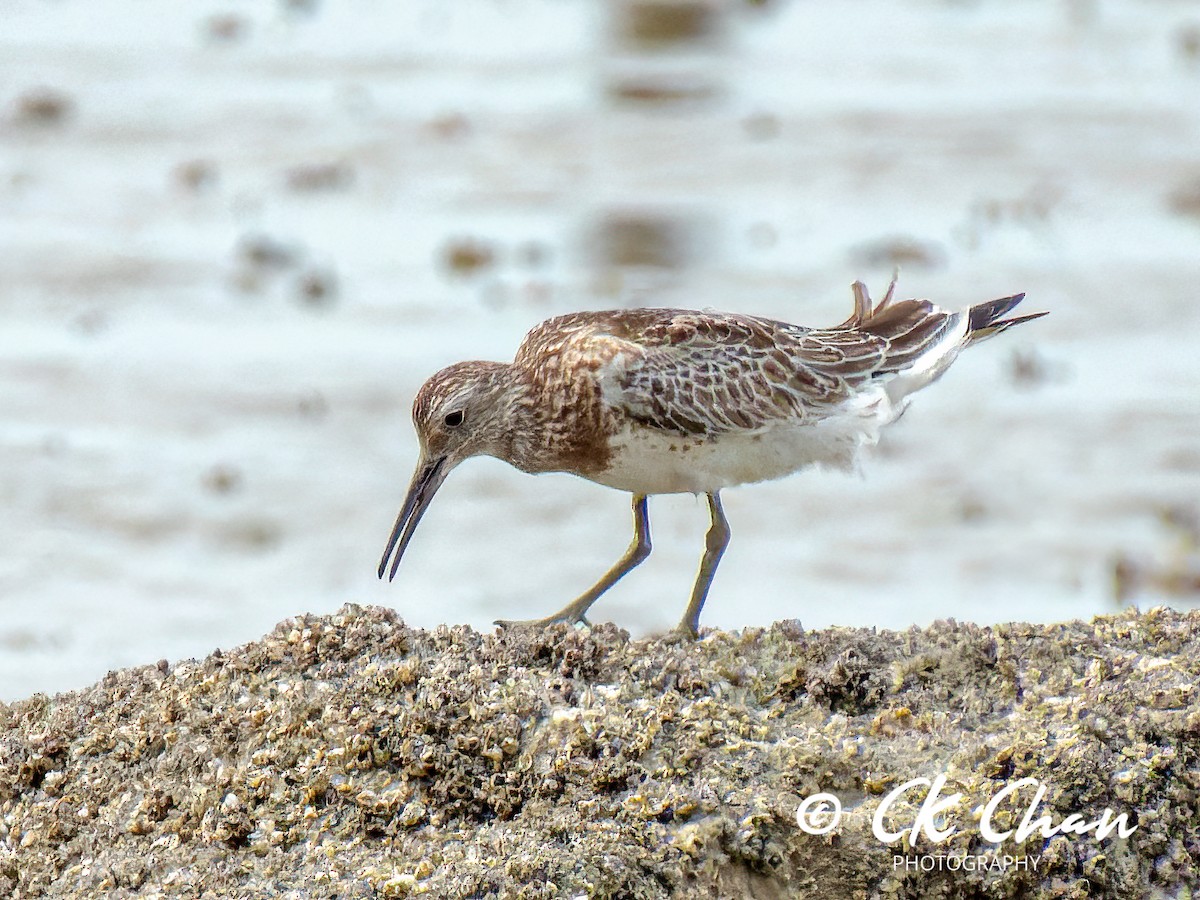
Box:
(589, 387, 899, 495)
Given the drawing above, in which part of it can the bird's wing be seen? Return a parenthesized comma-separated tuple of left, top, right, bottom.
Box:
(601, 299, 961, 438)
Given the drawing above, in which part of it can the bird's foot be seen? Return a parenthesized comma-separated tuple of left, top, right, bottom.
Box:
(494, 614, 591, 631)
(663, 619, 701, 643)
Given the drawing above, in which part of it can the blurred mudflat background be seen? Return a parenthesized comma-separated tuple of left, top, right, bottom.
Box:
(2, 0, 1199, 699)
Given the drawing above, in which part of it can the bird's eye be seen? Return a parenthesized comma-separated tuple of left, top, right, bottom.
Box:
(443, 410, 465, 428)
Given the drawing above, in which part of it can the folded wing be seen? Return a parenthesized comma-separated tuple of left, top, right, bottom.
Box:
(608, 286, 965, 437)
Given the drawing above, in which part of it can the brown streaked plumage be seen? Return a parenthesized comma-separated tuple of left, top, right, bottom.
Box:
(379, 278, 1046, 638)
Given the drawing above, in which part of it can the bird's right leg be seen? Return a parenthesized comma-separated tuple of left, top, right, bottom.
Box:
(675, 491, 730, 640)
(495, 494, 651, 630)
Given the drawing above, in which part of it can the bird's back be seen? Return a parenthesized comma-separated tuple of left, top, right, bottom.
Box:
(517, 297, 965, 426)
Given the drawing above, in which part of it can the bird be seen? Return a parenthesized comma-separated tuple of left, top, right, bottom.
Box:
(378, 277, 1045, 638)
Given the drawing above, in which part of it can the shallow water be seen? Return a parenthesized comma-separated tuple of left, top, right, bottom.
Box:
(3, 0, 1200, 699)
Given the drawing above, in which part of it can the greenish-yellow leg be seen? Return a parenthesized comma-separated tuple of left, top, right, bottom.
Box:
(676, 492, 730, 640)
(495, 494, 651, 630)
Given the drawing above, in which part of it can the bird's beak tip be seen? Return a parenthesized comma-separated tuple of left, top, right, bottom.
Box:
(377, 454, 449, 585)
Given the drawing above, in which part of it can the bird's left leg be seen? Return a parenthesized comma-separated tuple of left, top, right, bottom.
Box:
(676, 491, 730, 640)
(496, 494, 651, 631)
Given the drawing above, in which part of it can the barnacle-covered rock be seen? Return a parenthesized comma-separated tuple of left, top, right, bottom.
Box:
(0, 604, 1196, 898)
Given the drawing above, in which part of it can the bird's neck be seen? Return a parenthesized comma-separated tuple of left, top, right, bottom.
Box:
(495, 367, 614, 478)
(490, 371, 550, 474)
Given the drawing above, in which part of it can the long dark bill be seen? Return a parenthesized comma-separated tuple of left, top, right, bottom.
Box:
(378, 456, 448, 581)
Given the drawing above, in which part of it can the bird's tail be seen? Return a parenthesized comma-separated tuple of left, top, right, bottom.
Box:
(966, 293, 1047, 345)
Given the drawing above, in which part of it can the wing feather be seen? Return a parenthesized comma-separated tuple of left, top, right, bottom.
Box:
(519, 287, 965, 440)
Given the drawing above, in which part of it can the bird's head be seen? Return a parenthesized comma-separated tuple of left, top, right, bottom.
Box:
(378, 360, 519, 581)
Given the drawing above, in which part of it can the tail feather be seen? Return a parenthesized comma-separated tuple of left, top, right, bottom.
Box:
(967, 293, 1047, 344)
(839, 271, 900, 328)
(825, 278, 1045, 406)
(839, 281, 1046, 344)
(968, 293, 1026, 331)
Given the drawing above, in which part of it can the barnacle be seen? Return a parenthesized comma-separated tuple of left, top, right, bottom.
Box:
(0, 604, 1195, 896)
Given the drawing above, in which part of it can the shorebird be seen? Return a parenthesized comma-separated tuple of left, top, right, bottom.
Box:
(378, 278, 1045, 638)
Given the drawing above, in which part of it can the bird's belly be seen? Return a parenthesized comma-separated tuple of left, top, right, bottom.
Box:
(587, 414, 885, 495)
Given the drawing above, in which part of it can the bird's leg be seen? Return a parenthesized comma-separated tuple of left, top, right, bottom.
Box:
(676, 492, 730, 640)
(495, 495, 651, 630)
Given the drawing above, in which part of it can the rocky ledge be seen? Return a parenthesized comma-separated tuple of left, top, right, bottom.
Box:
(1, 605, 1197, 898)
